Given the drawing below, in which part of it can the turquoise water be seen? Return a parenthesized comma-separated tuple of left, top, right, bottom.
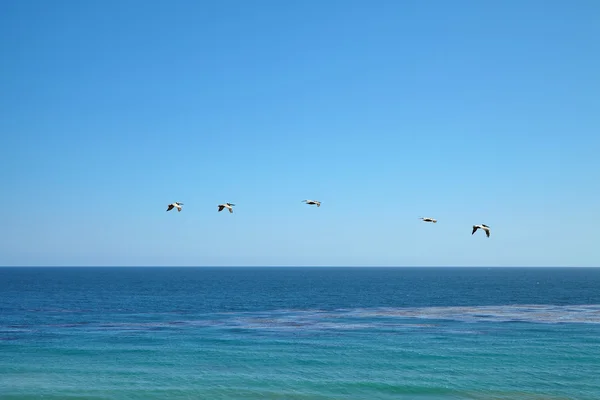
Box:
(1, 267, 599, 399)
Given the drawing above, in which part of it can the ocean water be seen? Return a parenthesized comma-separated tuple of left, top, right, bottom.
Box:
(1, 267, 599, 400)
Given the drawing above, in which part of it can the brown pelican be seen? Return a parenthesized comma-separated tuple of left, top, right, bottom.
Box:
(302, 200, 321, 207)
(419, 217, 437, 223)
(472, 224, 490, 237)
(166, 202, 183, 212)
(218, 203, 235, 213)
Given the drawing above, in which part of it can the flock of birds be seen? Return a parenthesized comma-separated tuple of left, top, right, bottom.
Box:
(417, 217, 490, 237)
(165, 201, 491, 238)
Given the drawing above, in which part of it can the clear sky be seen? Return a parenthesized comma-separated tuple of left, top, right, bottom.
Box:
(1, 0, 599, 267)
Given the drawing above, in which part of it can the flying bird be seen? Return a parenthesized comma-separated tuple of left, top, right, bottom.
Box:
(166, 202, 183, 212)
(218, 203, 235, 213)
(472, 224, 491, 237)
(419, 217, 437, 223)
(302, 200, 321, 207)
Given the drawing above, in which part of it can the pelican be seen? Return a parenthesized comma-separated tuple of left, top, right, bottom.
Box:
(166, 202, 183, 212)
(218, 203, 235, 213)
(302, 200, 321, 207)
(472, 224, 490, 237)
(419, 217, 437, 223)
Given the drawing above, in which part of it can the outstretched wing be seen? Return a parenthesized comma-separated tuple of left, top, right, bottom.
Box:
(485, 229, 490, 237)
(177, 207, 182, 212)
(218, 205, 225, 212)
(472, 226, 478, 235)
(229, 207, 233, 213)
(167, 204, 174, 211)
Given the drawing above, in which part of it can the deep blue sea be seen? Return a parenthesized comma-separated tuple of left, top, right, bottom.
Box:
(1, 267, 599, 399)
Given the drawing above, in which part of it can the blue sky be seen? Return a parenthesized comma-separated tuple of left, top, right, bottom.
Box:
(1, 0, 598, 266)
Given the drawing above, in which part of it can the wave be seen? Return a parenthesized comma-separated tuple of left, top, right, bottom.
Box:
(3, 305, 600, 337)
(111, 304, 600, 330)
(344, 304, 600, 324)
(222, 304, 600, 324)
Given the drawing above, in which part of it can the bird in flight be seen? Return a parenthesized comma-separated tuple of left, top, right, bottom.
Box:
(302, 200, 321, 207)
(419, 217, 437, 223)
(166, 202, 183, 212)
(218, 203, 235, 213)
(472, 224, 490, 237)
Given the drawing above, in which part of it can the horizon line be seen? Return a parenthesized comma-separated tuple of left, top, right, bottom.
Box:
(0, 265, 598, 268)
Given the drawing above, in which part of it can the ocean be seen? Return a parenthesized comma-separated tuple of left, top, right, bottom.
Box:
(1, 267, 599, 399)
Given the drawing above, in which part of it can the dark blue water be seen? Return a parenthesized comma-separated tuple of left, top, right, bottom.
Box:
(1, 267, 599, 399)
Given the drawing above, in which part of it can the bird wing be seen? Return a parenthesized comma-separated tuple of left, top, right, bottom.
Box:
(316, 202, 320, 207)
(229, 207, 233, 213)
(218, 205, 224, 212)
(167, 204, 174, 211)
(472, 226, 478, 235)
(485, 228, 490, 237)
(177, 207, 182, 212)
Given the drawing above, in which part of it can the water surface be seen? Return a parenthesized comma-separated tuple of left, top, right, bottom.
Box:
(1, 267, 599, 399)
